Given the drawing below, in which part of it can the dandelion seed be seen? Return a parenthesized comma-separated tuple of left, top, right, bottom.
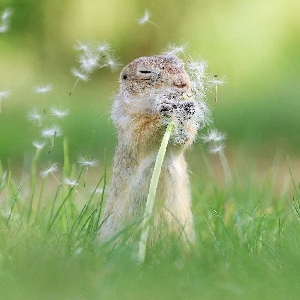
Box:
(0, 90, 10, 100)
(28, 108, 42, 126)
(0, 90, 10, 113)
(186, 58, 210, 99)
(209, 75, 226, 102)
(201, 129, 227, 144)
(137, 9, 150, 25)
(162, 43, 188, 56)
(41, 125, 62, 151)
(50, 107, 69, 118)
(103, 55, 122, 71)
(209, 75, 226, 87)
(187, 60, 208, 78)
(79, 52, 100, 74)
(74, 41, 91, 53)
(33, 141, 46, 151)
(197, 101, 212, 127)
(78, 156, 99, 187)
(34, 84, 53, 95)
(208, 142, 225, 155)
(208, 140, 231, 185)
(64, 178, 79, 187)
(40, 163, 58, 178)
(137, 9, 159, 28)
(0, 8, 13, 33)
(0, 24, 8, 33)
(95, 41, 111, 54)
(1, 8, 13, 21)
(95, 188, 103, 194)
(71, 68, 90, 82)
(74, 247, 83, 256)
(69, 67, 90, 96)
(41, 125, 62, 138)
(78, 156, 98, 167)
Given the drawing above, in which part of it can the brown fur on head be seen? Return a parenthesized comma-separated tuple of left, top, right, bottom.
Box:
(119, 55, 192, 100)
(112, 55, 199, 152)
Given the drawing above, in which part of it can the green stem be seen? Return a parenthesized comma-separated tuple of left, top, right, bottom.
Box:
(138, 122, 174, 264)
(218, 149, 231, 186)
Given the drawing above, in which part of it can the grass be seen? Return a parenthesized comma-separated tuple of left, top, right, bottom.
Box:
(1, 1, 300, 298)
(0, 149, 300, 300)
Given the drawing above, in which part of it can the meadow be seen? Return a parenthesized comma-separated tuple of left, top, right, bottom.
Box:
(1, 1, 300, 299)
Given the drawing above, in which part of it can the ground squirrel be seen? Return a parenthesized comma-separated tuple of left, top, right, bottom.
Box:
(99, 55, 202, 246)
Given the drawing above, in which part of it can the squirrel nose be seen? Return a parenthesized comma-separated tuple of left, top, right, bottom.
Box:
(173, 74, 190, 89)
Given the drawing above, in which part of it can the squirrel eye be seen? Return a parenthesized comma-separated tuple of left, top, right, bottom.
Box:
(136, 67, 157, 79)
(122, 74, 128, 80)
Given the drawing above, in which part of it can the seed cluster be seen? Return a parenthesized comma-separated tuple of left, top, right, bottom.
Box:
(155, 92, 200, 145)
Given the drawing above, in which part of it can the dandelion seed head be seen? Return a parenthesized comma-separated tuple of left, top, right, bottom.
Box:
(41, 163, 58, 178)
(71, 68, 90, 81)
(78, 156, 99, 167)
(34, 84, 53, 95)
(50, 107, 69, 118)
(41, 125, 62, 138)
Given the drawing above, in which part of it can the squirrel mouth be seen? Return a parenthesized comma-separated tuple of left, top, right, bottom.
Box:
(174, 83, 188, 88)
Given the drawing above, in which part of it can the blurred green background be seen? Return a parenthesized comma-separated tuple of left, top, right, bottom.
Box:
(0, 0, 300, 174)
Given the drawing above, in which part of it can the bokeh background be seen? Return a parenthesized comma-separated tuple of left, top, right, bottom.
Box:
(1, 0, 300, 187)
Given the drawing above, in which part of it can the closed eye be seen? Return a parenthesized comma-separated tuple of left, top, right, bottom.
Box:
(139, 70, 152, 74)
(137, 68, 158, 79)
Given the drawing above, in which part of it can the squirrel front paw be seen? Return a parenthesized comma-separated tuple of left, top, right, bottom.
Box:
(177, 101, 197, 121)
(156, 96, 198, 145)
(157, 97, 197, 122)
(158, 99, 178, 120)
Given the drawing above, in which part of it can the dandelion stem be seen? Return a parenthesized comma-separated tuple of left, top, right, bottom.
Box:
(83, 166, 89, 187)
(69, 77, 80, 96)
(149, 20, 160, 29)
(63, 138, 71, 178)
(218, 149, 231, 186)
(28, 148, 42, 224)
(138, 122, 174, 264)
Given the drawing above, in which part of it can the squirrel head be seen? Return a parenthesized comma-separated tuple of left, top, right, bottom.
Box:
(119, 55, 192, 100)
